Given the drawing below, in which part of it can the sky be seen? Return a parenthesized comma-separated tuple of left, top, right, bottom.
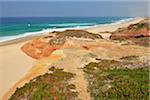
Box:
(0, 0, 149, 17)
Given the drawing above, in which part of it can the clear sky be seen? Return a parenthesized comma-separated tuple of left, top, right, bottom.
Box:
(0, 0, 149, 17)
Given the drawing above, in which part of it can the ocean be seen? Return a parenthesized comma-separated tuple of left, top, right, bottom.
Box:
(0, 17, 133, 42)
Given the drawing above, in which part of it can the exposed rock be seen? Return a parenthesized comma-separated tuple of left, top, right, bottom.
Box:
(110, 19, 150, 40)
(21, 30, 102, 59)
(21, 38, 61, 59)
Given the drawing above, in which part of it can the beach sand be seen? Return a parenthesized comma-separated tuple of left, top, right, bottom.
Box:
(0, 17, 146, 99)
(86, 17, 144, 39)
(86, 17, 144, 33)
(0, 41, 34, 98)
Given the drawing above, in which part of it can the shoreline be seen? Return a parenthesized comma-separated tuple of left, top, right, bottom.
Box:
(0, 17, 145, 99)
(0, 17, 139, 46)
(0, 35, 45, 46)
(86, 17, 144, 33)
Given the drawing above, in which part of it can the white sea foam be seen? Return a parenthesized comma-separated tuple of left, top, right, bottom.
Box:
(0, 17, 135, 43)
(88, 17, 135, 28)
(48, 23, 96, 27)
(0, 26, 91, 43)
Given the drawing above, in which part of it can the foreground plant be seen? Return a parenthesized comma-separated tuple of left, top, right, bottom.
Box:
(10, 67, 78, 100)
(83, 59, 149, 100)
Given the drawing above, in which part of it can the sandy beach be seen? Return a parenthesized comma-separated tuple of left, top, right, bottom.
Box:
(86, 17, 144, 39)
(0, 17, 148, 99)
(86, 17, 144, 33)
(0, 41, 34, 98)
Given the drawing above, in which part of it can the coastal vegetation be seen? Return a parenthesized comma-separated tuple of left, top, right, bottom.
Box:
(129, 37, 149, 47)
(6, 18, 150, 100)
(53, 30, 103, 40)
(83, 59, 149, 100)
(10, 67, 78, 100)
(49, 30, 103, 45)
(120, 55, 139, 61)
(110, 19, 150, 44)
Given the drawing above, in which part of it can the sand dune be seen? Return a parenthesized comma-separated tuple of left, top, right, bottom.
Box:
(0, 17, 148, 100)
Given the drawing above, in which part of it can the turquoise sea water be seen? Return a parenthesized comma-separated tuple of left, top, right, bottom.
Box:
(0, 17, 133, 42)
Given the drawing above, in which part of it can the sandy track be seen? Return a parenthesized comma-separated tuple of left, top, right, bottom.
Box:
(50, 49, 94, 100)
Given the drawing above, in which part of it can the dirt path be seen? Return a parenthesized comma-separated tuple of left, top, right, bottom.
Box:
(51, 49, 94, 100)
(3, 39, 150, 100)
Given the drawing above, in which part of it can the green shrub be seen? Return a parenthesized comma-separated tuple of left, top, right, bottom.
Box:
(83, 60, 149, 100)
(10, 67, 78, 100)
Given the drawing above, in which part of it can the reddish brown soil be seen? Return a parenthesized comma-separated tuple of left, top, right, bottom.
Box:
(21, 38, 61, 59)
(110, 19, 150, 40)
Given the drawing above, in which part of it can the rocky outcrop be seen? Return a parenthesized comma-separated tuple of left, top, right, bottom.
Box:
(21, 30, 103, 59)
(21, 38, 61, 59)
(110, 19, 150, 40)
